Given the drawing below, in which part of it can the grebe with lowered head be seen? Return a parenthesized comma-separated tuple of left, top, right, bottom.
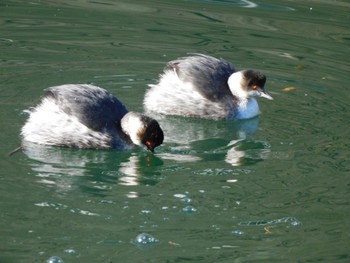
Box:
(144, 54, 273, 120)
(21, 84, 164, 152)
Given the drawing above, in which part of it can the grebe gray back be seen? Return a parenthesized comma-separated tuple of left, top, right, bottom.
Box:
(143, 54, 272, 120)
(21, 84, 164, 152)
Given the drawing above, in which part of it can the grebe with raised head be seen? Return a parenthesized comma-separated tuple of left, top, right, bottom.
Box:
(144, 54, 272, 120)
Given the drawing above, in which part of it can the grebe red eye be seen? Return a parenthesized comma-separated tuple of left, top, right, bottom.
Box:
(146, 141, 152, 147)
(252, 85, 257, 89)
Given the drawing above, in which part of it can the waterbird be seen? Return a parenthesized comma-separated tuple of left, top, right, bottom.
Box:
(21, 84, 164, 152)
(144, 54, 272, 120)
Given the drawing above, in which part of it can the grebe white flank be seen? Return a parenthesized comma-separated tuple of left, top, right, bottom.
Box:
(144, 54, 272, 120)
(21, 84, 164, 152)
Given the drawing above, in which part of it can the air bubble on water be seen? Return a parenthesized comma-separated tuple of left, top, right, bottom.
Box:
(46, 256, 64, 263)
(133, 233, 159, 246)
(99, 200, 115, 205)
(140, 210, 152, 215)
(232, 230, 244, 236)
(63, 249, 76, 255)
(239, 217, 301, 227)
(211, 224, 220, 230)
(182, 205, 198, 214)
(181, 197, 191, 203)
(290, 219, 302, 227)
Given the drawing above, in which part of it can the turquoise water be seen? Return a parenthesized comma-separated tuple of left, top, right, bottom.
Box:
(1, 0, 349, 262)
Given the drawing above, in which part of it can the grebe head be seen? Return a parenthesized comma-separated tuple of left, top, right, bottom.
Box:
(228, 70, 273, 101)
(120, 112, 164, 152)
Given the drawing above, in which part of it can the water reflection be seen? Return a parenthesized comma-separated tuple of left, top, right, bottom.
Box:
(238, 216, 301, 227)
(225, 139, 271, 166)
(155, 115, 270, 166)
(118, 154, 163, 186)
(22, 142, 90, 194)
(198, 0, 258, 8)
(119, 155, 140, 186)
(188, 0, 295, 10)
(22, 115, 271, 193)
(21, 142, 163, 194)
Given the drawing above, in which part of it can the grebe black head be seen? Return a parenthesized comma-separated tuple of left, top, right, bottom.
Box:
(120, 112, 164, 152)
(228, 69, 272, 101)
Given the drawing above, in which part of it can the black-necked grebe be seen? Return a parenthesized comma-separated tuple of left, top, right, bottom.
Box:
(144, 54, 273, 120)
(21, 84, 164, 152)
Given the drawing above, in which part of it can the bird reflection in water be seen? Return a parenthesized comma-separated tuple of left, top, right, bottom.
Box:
(225, 138, 271, 166)
(153, 115, 270, 166)
(21, 142, 163, 196)
(21, 115, 271, 196)
(118, 153, 163, 187)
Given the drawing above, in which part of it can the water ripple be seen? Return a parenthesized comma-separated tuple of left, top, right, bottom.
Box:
(238, 217, 301, 227)
(34, 201, 105, 218)
(0, 38, 14, 46)
(188, 0, 295, 10)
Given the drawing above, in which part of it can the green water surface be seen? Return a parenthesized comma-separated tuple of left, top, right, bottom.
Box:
(1, 0, 349, 262)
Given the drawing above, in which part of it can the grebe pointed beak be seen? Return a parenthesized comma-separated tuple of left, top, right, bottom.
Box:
(260, 91, 273, 100)
(148, 146, 155, 153)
